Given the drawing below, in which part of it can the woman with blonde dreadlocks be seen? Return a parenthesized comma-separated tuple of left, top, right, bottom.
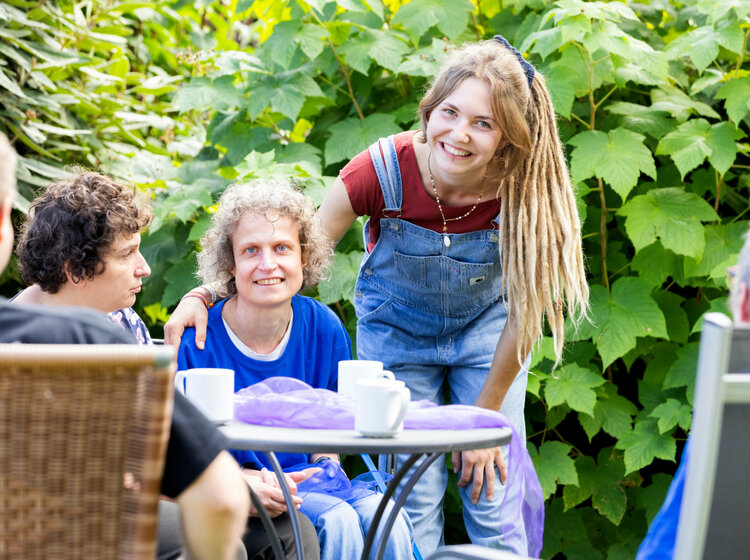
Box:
(165, 36, 588, 557)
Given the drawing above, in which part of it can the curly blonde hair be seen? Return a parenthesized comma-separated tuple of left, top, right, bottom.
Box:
(198, 179, 332, 297)
(419, 39, 589, 364)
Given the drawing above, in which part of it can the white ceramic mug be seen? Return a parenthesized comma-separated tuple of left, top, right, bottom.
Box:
(355, 378, 411, 437)
(337, 360, 394, 397)
(174, 368, 235, 424)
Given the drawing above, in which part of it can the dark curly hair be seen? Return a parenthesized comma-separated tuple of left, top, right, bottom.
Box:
(16, 170, 153, 293)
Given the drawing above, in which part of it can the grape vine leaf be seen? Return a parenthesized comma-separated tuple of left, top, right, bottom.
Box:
(529, 441, 578, 499)
(563, 450, 627, 524)
(391, 0, 474, 40)
(317, 251, 364, 304)
(631, 241, 680, 287)
(649, 398, 692, 434)
(683, 222, 749, 281)
(715, 76, 750, 124)
(663, 341, 700, 404)
(338, 28, 409, 74)
(579, 383, 637, 441)
(247, 70, 325, 121)
(568, 128, 655, 201)
(656, 118, 741, 177)
(616, 419, 676, 474)
(544, 363, 605, 416)
(324, 113, 402, 165)
(175, 76, 244, 113)
(618, 187, 718, 258)
(575, 278, 668, 368)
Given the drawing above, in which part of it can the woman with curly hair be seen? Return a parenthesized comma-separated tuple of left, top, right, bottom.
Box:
(14, 170, 153, 342)
(177, 179, 413, 560)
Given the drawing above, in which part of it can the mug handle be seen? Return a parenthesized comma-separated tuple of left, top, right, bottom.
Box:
(379, 370, 396, 381)
(174, 371, 187, 395)
(389, 386, 411, 432)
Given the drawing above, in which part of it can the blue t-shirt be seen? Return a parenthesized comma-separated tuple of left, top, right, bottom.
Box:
(177, 295, 352, 470)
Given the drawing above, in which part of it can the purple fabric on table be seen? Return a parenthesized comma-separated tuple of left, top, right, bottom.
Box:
(234, 377, 545, 557)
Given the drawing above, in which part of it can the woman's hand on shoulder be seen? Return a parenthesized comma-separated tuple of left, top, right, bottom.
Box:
(164, 290, 210, 349)
(451, 447, 507, 504)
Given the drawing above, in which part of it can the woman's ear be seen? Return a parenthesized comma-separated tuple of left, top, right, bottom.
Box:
(63, 261, 80, 285)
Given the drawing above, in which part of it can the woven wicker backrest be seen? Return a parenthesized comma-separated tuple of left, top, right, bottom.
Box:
(0, 344, 176, 559)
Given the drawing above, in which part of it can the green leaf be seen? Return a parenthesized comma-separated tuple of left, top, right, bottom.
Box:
(656, 118, 739, 178)
(616, 419, 676, 474)
(649, 398, 692, 434)
(563, 450, 627, 524)
(575, 278, 668, 368)
(618, 187, 718, 258)
(297, 23, 329, 61)
(544, 363, 605, 416)
(263, 19, 301, 69)
(651, 86, 720, 121)
(636, 473, 673, 524)
(568, 128, 655, 201)
(653, 291, 690, 345)
(324, 113, 402, 166)
(607, 102, 674, 139)
(338, 29, 409, 75)
(529, 441, 578, 499)
(391, 0, 474, 40)
(175, 76, 244, 113)
(545, 64, 576, 119)
(683, 222, 749, 282)
(715, 77, 750, 124)
(663, 342, 699, 403)
(631, 242, 680, 286)
(396, 38, 448, 78)
(706, 121, 742, 176)
(163, 255, 199, 307)
(318, 251, 364, 304)
(248, 71, 325, 121)
(591, 383, 638, 440)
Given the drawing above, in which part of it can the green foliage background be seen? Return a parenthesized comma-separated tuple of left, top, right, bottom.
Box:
(2, 0, 749, 557)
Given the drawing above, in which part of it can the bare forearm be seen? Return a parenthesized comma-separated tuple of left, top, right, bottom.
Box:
(474, 311, 522, 411)
(178, 452, 249, 560)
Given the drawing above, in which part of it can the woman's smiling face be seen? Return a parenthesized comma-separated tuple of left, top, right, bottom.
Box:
(425, 77, 504, 183)
(230, 211, 306, 310)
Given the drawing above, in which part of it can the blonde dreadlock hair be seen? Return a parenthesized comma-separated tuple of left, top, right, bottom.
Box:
(418, 39, 589, 365)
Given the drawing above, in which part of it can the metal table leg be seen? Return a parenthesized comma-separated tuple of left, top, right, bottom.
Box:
(361, 452, 423, 560)
(374, 452, 441, 560)
(248, 485, 286, 560)
(265, 451, 305, 560)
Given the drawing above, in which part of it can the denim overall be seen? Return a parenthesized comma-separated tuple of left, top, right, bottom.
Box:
(354, 136, 529, 554)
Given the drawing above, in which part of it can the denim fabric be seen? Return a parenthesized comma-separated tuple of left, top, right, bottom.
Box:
(354, 136, 529, 555)
(301, 492, 413, 560)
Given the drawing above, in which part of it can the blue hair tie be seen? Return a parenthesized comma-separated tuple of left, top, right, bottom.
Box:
(494, 35, 535, 88)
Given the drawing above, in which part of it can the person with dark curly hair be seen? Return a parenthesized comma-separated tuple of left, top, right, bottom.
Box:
(13, 171, 153, 341)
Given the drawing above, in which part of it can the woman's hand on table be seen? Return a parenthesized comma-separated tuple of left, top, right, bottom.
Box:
(451, 446, 508, 504)
(164, 290, 210, 349)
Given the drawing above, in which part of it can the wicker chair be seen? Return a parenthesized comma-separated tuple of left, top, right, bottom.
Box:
(0, 344, 176, 559)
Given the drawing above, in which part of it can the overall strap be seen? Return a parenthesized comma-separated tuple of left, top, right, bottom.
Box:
(367, 135, 403, 216)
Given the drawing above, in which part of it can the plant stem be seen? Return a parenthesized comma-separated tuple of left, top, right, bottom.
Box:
(714, 170, 723, 214)
(599, 178, 609, 289)
(308, 11, 364, 120)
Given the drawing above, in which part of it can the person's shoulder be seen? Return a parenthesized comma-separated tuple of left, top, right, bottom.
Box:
(393, 129, 418, 150)
(292, 295, 349, 340)
(293, 295, 342, 322)
(0, 301, 135, 344)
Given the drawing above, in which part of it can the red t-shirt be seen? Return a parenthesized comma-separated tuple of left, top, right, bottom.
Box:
(340, 130, 501, 251)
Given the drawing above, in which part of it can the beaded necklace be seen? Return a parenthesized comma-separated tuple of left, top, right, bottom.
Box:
(427, 150, 486, 248)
